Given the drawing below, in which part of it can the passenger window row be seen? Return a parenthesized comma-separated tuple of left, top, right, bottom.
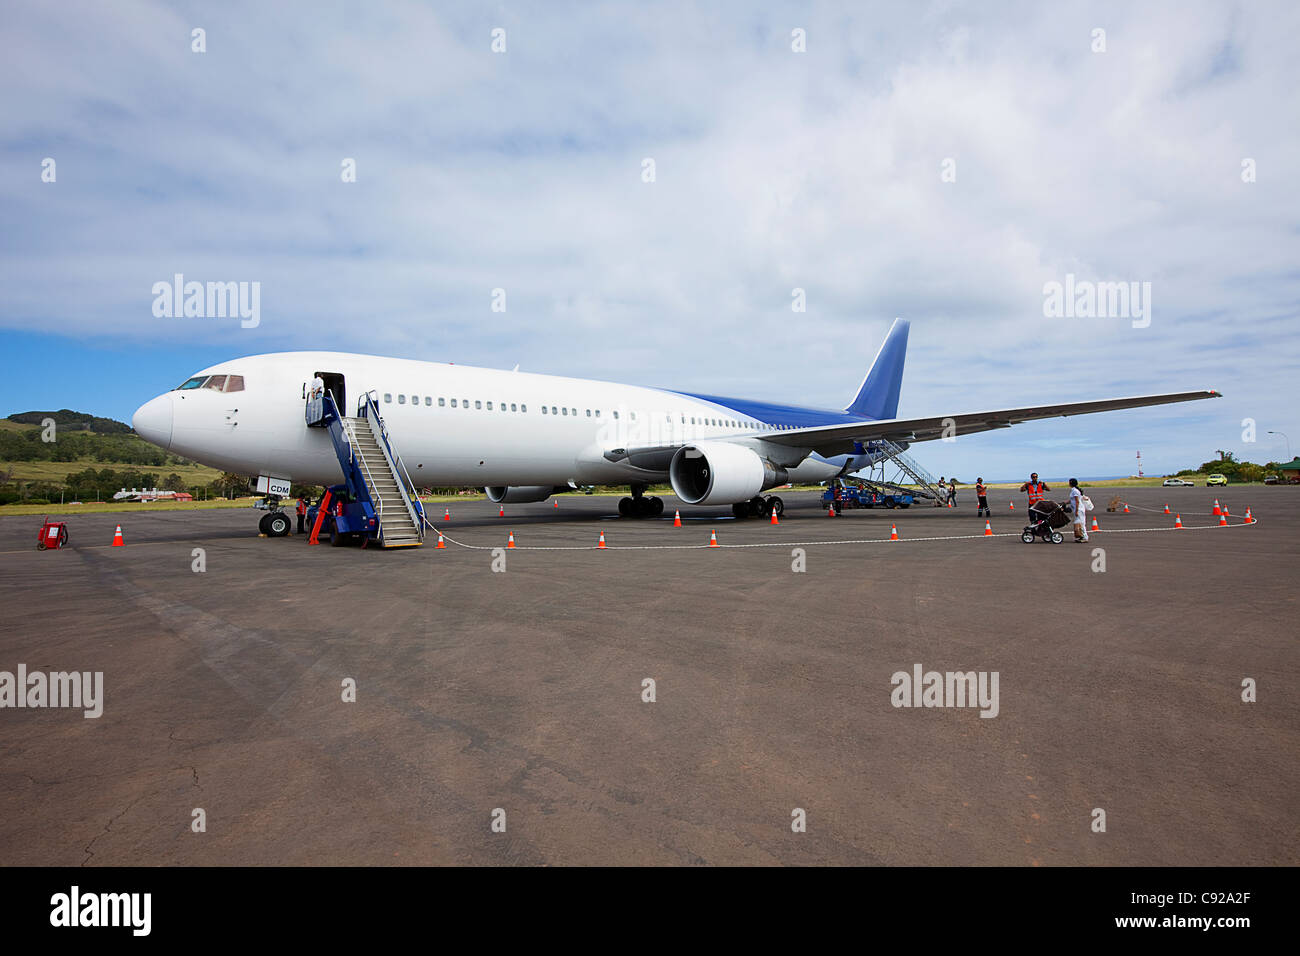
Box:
(384, 393, 528, 413)
(376, 392, 800, 432)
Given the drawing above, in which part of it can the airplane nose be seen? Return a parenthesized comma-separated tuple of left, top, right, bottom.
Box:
(132, 394, 173, 448)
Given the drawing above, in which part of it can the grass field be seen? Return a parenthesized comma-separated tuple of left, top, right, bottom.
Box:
(0, 497, 259, 517)
(2, 458, 223, 487)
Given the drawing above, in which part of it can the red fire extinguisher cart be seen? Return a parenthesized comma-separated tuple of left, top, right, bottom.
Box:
(37, 516, 69, 550)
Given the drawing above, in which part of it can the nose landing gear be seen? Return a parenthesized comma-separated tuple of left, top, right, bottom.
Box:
(256, 495, 292, 537)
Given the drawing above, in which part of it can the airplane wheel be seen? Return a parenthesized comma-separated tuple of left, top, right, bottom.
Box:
(258, 514, 272, 534)
(767, 496, 784, 516)
(751, 497, 769, 517)
(649, 497, 664, 517)
(732, 502, 749, 519)
(618, 497, 633, 517)
(267, 513, 291, 537)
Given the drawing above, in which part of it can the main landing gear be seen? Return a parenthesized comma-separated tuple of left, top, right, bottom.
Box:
(619, 484, 665, 518)
(732, 495, 784, 519)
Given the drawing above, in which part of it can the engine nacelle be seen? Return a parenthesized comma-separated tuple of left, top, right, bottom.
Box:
(485, 485, 556, 504)
(669, 442, 788, 506)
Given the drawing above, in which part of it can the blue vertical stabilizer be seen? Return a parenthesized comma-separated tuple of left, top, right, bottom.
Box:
(845, 318, 909, 420)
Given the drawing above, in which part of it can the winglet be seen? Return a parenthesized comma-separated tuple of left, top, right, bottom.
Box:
(846, 318, 909, 420)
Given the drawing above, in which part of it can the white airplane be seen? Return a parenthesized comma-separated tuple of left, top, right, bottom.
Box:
(131, 319, 1218, 534)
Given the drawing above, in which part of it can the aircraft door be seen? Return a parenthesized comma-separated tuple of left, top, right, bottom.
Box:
(315, 372, 346, 416)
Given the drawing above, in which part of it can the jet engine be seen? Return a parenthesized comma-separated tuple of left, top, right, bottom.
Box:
(484, 485, 557, 504)
(668, 442, 788, 505)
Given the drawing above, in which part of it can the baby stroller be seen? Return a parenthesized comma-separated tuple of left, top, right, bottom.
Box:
(1021, 500, 1070, 543)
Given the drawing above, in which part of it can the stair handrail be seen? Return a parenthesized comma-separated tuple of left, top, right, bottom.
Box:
(316, 392, 382, 512)
(345, 420, 384, 526)
(873, 438, 946, 499)
(358, 393, 424, 541)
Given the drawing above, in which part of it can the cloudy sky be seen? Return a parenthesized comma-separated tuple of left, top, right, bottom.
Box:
(2, 0, 1297, 477)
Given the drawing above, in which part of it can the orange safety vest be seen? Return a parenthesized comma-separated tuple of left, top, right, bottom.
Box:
(296, 499, 307, 515)
(1025, 481, 1045, 504)
(976, 483, 987, 497)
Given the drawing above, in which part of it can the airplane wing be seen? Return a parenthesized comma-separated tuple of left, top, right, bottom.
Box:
(761, 389, 1221, 457)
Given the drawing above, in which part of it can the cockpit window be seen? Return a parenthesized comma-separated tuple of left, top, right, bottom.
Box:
(176, 373, 245, 392)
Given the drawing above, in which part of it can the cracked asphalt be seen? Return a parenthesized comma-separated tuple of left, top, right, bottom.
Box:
(1, 486, 1296, 865)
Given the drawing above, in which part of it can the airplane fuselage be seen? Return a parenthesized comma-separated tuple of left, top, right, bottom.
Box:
(132, 351, 864, 492)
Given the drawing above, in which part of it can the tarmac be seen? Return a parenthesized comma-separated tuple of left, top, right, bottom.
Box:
(0, 485, 1296, 865)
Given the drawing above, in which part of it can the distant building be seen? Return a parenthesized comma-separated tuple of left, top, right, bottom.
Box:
(113, 488, 193, 502)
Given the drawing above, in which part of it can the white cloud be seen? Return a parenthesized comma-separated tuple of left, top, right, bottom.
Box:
(1, 0, 1296, 475)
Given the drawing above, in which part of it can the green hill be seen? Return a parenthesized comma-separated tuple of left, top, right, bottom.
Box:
(6, 410, 131, 433)
(1, 412, 224, 505)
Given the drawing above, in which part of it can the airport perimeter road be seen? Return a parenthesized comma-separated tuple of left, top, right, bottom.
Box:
(1, 486, 1295, 865)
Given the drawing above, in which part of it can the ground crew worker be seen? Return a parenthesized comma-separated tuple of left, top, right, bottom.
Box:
(1019, 473, 1049, 510)
(832, 483, 843, 515)
(295, 494, 307, 534)
(975, 478, 990, 517)
(947, 478, 957, 506)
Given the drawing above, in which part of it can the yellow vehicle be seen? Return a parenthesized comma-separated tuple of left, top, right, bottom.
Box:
(1206, 473, 1228, 486)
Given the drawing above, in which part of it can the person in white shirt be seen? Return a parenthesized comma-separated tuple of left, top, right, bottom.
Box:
(1068, 478, 1089, 542)
(309, 375, 325, 423)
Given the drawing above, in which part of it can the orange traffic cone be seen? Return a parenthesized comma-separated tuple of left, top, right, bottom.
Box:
(554, 500, 559, 509)
(827, 504, 836, 517)
(770, 508, 779, 525)
(1174, 514, 1183, 529)
(1091, 516, 1100, 532)
(1245, 508, 1254, 523)
(1163, 503, 1171, 514)
(1218, 512, 1227, 526)
(506, 531, 516, 548)
(946, 500, 953, 508)
(498, 506, 505, 517)
(111, 525, 124, 547)
(1223, 505, 1230, 516)
(597, 531, 607, 549)
(1009, 501, 1015, 510)
(673, 510, 682, 527)
(889, 524, 898, 541)
(1212, 499, 1221, 515)
(444, 508, 450, 520)
(436, 532, 446, 549)
(708, 530, 719, 548)
(983, 520, 993, 537)
(1123, 503, 1130, 513)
